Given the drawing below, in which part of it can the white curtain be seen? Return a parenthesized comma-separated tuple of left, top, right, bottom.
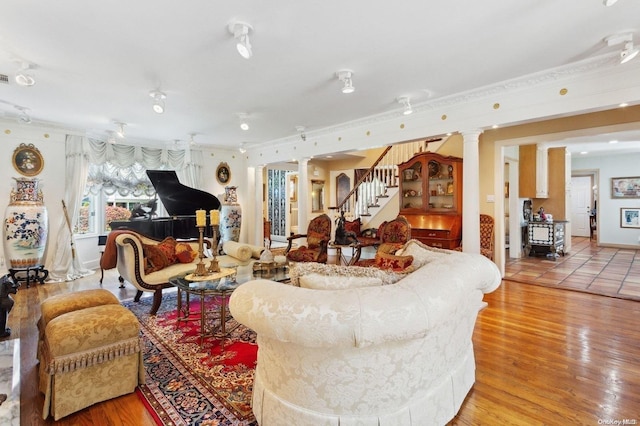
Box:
(48, 138, 203, 282)
(48, 135, 94, 282)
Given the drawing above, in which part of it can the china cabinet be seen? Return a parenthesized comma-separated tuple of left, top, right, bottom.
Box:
(398, 152, 463, 249)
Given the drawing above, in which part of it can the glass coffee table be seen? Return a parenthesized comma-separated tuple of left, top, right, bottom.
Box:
(169, 267, 241, 347)
(169, 263, 290, 347)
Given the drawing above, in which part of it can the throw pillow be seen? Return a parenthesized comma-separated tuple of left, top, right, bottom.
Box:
(396, 239, 450, 268)
(289, 262, 408, 287)
(175, 242, 197, 263)
(156, 237, 178, 264)
(344, 218, 361, 235)
(374, 251, 414, 272)
(299, 273, 383, 290)
(306, 230, 325, 248)
(142, 244, 171, 274)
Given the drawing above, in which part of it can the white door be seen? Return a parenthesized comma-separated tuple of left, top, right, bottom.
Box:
(571, 175, 592, 237)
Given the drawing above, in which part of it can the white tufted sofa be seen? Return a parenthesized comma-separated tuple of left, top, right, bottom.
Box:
(229, 240, 501, 426)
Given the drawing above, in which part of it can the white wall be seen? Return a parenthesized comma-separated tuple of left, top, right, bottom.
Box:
(572, 153, 640, 248)
(0, 122, 69, 275)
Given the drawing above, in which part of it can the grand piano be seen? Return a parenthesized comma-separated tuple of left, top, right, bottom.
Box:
(110, 170, 221, 239)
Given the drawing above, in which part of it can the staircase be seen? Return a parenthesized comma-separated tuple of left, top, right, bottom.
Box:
(331, 138, 446, 225)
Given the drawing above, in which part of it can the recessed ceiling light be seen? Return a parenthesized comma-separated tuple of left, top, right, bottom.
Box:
(609, 140, 619, 144)
(580, 151, 588, 155)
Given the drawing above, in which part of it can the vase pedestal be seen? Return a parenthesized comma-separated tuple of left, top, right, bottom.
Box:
(8, 264, 48, 288)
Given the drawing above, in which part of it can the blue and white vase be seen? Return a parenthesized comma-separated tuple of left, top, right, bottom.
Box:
(3, 178, 49, 268)
(220, 204, 242, 243)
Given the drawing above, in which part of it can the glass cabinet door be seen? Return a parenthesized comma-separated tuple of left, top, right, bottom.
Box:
(400, 160, 424, 210)
(427, 159, 456, 212)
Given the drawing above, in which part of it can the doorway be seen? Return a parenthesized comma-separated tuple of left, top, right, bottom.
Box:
(571, 174, 596, 238)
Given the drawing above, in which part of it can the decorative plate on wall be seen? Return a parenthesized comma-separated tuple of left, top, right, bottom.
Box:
(12, 143, 44, 177)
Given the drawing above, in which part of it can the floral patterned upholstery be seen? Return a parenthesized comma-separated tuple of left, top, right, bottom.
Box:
(354, 215, 411, 267)
(229, 245, 502, 425)
(454, 214, 495, 260)
(285, 214, 332, 263)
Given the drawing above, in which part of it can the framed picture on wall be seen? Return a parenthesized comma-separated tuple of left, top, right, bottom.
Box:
(216, 162, 231, 184)
(12, 143, 44, 177)
(611, 176, 640, 198)
(620, 208, 640, 228)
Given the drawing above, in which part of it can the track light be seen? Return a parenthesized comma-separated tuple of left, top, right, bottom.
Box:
(621, 41, 639, 64)
(15, 63, 35, 87)
(296, 125, 306, 141)
(228, 21, 253, 59)
(336, 70, 355, 94)
(14, 106, 31, 123)
(149, 90, 166, 113)
(398, 97, 413, 115)
(114, 122, 126, 138)
(239, 142, 247, 154)
(238, 113, 250, 130)
(605, 33, 640, 64)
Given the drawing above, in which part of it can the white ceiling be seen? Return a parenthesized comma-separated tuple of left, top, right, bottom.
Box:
(0, 1, 639, 153)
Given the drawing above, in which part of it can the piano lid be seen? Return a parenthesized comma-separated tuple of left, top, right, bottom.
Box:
(146, 170, 221, 216)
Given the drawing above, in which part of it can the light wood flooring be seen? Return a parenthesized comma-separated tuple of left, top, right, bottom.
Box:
(4, 245, 640, 425)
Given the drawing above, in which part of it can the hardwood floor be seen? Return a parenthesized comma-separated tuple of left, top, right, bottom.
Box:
(5, 253, 640, 425)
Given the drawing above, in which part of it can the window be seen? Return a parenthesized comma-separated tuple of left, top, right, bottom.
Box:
(75, 161, 159, 235)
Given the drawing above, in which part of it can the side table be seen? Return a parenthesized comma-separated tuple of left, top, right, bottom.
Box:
(329, 242, 361, 266)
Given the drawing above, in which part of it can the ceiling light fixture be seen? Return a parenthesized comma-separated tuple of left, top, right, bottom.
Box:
(603, 0, 619, 5)
(228, 21, 253, 59)
(620, 40, 639, 64)
(189, 133, 196, 145)
(336, 70, 355, 94)
(296, 125, 306, 141)
(149, 90, 166, 113)
(397, 97, 413, 115)
(15, 62, 36, 87)
(605, 33, 639, 64)
(114, 121, 126, 138)
(238, 113, 250, 130)
(239, 142, 247, 154)
(14, 106, 31, 123)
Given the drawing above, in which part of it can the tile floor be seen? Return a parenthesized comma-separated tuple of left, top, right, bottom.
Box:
(504, 236, 640, 301)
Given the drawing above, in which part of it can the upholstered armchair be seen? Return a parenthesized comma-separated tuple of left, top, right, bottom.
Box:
(454, 214, 495, 260)
(285, 214, 332, 263)
(353, 215, 411, 267)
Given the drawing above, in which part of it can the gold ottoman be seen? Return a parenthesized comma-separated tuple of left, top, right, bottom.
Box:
(37, 289, 120, 364)
(39, 303, 144, 420)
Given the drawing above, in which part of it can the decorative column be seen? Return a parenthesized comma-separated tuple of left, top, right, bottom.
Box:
(297, 158, 310, 234)
(253, 165, 264, 246)
(462, 131, 481, 255)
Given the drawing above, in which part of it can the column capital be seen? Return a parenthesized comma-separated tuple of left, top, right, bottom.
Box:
(461, 130, 482, 142)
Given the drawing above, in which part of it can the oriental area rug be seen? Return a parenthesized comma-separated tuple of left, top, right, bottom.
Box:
(124, 293, 258, 426)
